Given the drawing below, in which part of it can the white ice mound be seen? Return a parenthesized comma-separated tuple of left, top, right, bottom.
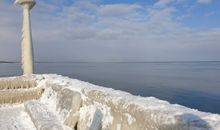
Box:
(0, 74, 220, 130)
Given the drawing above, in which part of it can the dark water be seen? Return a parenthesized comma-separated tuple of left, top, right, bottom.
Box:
(0, 62, 220, 114)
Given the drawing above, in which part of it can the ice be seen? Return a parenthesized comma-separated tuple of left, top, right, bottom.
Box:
(0, 74, 220, 130)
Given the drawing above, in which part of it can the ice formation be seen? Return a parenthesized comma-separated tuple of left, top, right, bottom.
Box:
(0, 74, 220, 130)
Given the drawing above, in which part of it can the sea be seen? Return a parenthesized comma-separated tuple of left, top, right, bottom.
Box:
(0, 61, 220, 114)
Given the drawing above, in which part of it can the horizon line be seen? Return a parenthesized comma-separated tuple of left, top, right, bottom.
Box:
(1, 60, 220, 63)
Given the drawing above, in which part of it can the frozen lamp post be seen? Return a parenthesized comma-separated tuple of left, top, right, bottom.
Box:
(15, 0, 35, 75)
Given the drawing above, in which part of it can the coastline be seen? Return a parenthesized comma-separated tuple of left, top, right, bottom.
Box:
(0, 74, 219, 130)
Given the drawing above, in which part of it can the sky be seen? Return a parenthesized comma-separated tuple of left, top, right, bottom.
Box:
(0, 0, 220, 62)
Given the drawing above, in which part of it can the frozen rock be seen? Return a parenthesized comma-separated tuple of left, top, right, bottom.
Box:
(82, 88, 219, 130)
(56, 88, 82, 128)
(24, 100, 64, 130)
(78, 105, 103, 130)
(1, 74, 220, 130)
(64, 111, 79, 129)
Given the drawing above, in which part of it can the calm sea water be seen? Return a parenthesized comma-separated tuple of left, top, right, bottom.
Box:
(0, 62, 220, 114)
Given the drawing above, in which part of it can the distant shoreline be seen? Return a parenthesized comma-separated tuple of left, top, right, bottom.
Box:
(1, 61, 220, 63)
(0, 61, 18, 63)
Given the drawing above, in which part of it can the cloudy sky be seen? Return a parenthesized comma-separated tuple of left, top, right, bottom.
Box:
(0, 0, 219, 62)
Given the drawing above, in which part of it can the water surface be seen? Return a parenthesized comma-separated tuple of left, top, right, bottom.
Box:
(0, 62, 220, 114)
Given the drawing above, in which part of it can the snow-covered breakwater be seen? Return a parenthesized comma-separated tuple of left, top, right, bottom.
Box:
(37, 74, 220, 130)
(0, 74, 220, 130)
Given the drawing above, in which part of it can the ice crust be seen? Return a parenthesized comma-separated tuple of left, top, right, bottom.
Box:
(0, 74, 220, 130)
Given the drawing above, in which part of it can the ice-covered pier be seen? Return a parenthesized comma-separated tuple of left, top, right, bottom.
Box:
(0, 74, 220, 130)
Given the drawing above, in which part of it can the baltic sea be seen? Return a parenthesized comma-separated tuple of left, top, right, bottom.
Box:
(1, 61, 220, 114)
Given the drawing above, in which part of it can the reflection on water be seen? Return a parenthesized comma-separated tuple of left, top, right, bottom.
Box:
(0, 62, 220, 114)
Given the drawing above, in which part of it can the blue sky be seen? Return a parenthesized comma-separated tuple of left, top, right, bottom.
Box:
(108, 0, 220, 29)
(0, 0, 220, 62)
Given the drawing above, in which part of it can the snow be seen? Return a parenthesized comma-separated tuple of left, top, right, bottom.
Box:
(0, 104, 36, 130)
(24, 100, 63, 130)
(78, 103, 113, 129)
(0, 74, 220, 130)
(40, 87, 58, 113)
(79, 105, 102, 130)
(38, 74, 220, 130)
(124, 113, 136, 125)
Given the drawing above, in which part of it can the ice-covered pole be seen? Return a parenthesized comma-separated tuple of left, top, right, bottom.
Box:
(15, 0, 35, 74)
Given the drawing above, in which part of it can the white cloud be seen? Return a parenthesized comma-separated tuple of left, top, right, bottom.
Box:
(0, 0, 219, 62)
(197, 0, 212, 4)
(154, 0, 176, 7)
(154, 0, 185, 7)
(98, 4, 142, 16)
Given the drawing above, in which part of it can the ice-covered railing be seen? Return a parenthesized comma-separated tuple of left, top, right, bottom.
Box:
(0, 76, 36, 90)
(36, 74, 220, 130)
(0, 76, 44, 104)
